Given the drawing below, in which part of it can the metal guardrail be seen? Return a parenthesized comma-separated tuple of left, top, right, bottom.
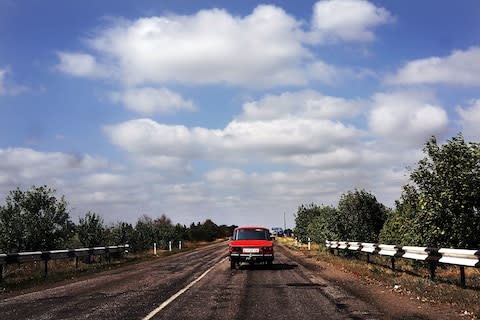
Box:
(438, 248, 480, 267)
(326, 240, 479, 287)
(360, 243, 378, 255)
(0, 245, 129, 280)
(347, 242, 362, 251)
(338, 241, 349, 250)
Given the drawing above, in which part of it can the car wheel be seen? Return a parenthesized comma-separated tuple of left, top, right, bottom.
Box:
(230, 259, 236, 270)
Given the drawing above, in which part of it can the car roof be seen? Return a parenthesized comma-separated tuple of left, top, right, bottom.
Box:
(234, 226, 269, 231)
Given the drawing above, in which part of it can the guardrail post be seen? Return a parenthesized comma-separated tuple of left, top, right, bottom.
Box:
(41, 252, 50, 278)
(0, 264, 3, 281)
(429, 262, 437, 279)
(169, 241, 172, 252)
(154, 243, 157, 255)
(179, 241, 182, 250)
(308, 238, 311, 251)
(44, 259, 48, 278)
(390, 257, 395, 271)
(460, 266, 466, 288)
(75, 256, 79, 269)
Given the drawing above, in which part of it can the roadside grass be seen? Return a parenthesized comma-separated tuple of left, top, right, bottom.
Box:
(277, 237, 480, 319)
(0, 239, 226, 296)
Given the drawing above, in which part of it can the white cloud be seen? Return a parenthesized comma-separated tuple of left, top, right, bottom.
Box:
(104, 117, 360, 167)
(61, 171, 168, 222)
(239, 90, 364, 121)
(306, 61, 375, 84)
(0, 67, 28, 95)
(0, 148, 151, 223)
(0, 148, 110, 180)
(71, 173, 146, 206)
(56, 3, 388, 88)
(205, 168, 247, 184)
(110, 87, 196, 115)
(103, 90, 368, 171)
(105, 89, 443, 177)
(307, 61, 341, 84)
(0, 68, 7, 95)
(78, 173, 127, 188)
(271, 138, 423, 170)
(18, 157, 408, 226)
(61, 156, 411, 226)
(457, 99, 480, 138)
(0, 148, 115, 218)
(200, 165, 408, 225)
(86, 5, 309, 87)
(386, 47, 480, 86)
(311, 0, 394, 43)
(368, 90, 448, 146)
(55, 52, 103, 77)
(279, 148, 360, 169)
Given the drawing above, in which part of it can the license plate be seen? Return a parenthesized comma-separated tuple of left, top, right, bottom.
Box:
(243, 248, 259, 253)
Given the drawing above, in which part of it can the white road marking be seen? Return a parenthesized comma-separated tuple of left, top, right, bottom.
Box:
(143, 256, 228, 320)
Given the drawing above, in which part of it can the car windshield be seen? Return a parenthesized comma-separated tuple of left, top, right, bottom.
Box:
(234, 229, 269, 240)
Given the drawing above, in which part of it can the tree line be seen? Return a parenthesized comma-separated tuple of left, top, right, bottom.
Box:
(0, 186, 236, 253)
(294, 134, 480, 249)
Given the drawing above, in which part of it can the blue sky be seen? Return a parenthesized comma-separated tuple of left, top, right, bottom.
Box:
(1, 0, 480, 228)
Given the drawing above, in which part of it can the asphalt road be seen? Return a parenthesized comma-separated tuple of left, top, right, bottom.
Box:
(0, 242, 409, 320)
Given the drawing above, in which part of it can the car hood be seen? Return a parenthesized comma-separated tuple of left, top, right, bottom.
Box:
(229, 240, 273, 247)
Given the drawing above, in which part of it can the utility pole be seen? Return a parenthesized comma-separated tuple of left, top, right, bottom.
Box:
(283, 212, 286, 230)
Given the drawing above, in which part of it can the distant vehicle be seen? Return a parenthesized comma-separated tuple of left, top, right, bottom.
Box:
(228, 226, 274, 269)
(271, 227, 284, 237)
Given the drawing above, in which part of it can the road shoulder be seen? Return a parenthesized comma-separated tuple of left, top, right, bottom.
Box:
(278, 243, 465, 320)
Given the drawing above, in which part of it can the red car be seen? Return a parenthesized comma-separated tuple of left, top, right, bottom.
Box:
(228, 226, 274, 269)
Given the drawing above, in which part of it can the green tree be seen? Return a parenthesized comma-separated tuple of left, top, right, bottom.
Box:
(218, 224, 237, 238)
(188, 222, 205, 241)
(294, 204, 322, 242)
(382, 134, 480, 248)
(77, 212, 107, 247)
(152, 214, 176, 248)
(174, 223, 188, 242)
(0, 186, 74, 252)
(108, 222, 134, 246)
(336, 189, 387, 242)
(185, 220, 232, 242)
(131, 215, 155, 252)
(307, 205, 339, 244)
(131, 214, 177, 251)
(380, 185, 420, 245)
